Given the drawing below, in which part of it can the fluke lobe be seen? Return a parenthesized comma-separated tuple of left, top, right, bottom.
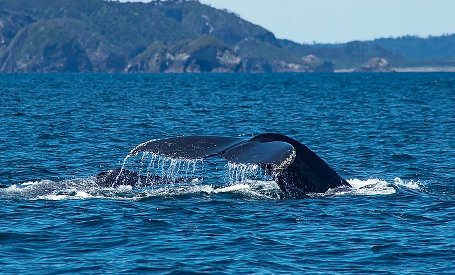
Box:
(126, 133, 351, 196)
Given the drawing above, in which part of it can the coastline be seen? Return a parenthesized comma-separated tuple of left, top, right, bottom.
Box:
(392, 67, 455, 72)
(335, 67, 455, 73)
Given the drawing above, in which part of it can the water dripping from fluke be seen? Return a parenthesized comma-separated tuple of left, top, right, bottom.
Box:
(98, 151, 277, 190)
(98, 152, 205, 189)
(227, 162, 273, 184)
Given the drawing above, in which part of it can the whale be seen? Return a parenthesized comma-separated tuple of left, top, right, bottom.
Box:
(97, 133, 351, 196)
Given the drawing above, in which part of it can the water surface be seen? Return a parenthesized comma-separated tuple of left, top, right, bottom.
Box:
(1, 73, 454, 273)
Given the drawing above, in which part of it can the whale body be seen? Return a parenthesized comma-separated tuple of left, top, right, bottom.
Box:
(102, 133, 350, 197)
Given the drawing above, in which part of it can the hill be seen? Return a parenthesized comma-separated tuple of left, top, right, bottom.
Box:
(296, 34, 455, 71)
(0, 0, 454, 72)
(0, 0, 310, 72)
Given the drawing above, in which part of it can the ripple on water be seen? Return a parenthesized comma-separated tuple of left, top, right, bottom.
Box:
(1, 73, 454, 273)
(0, 176, 426, 201)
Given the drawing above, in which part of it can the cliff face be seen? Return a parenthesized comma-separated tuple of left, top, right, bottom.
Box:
(356, 57, 394, 72)
(125, 36, 242, 73)
(0, 20, 92, 72)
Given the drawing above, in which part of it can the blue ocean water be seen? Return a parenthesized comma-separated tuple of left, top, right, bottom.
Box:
(0, 73, 454, 273)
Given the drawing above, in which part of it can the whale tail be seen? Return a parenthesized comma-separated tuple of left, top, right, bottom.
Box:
(128, 133, 350, 196)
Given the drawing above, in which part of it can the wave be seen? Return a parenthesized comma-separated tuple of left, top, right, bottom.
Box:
(0, 176, 424, 201)
(323, 177, 422, 197)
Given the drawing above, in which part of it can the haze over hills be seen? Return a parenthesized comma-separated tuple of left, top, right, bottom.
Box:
(0, 0, 454, 73)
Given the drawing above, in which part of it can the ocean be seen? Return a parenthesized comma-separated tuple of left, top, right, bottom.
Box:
(1, 73, 454, 273)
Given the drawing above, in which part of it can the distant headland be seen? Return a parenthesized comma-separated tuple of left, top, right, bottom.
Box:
(1, 0, 454, 73)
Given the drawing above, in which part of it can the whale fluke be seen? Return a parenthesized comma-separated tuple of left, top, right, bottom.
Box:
(128, 133, 351, 196)
(129, 136, 247, 158)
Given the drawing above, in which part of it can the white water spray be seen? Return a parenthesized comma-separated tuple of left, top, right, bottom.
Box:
(115, 152, 204, 187)
(227, 162, 272, 184)
(114, 155, 131, 186)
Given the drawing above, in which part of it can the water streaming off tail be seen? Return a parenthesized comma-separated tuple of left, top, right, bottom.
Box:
(116, 152, 204, 187)
(227, 162, 273, 184)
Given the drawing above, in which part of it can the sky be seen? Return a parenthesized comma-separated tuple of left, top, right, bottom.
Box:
(119, 0, 455, 43)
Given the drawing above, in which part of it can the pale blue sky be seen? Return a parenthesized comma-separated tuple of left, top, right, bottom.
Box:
(120, 0, 455, 43)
